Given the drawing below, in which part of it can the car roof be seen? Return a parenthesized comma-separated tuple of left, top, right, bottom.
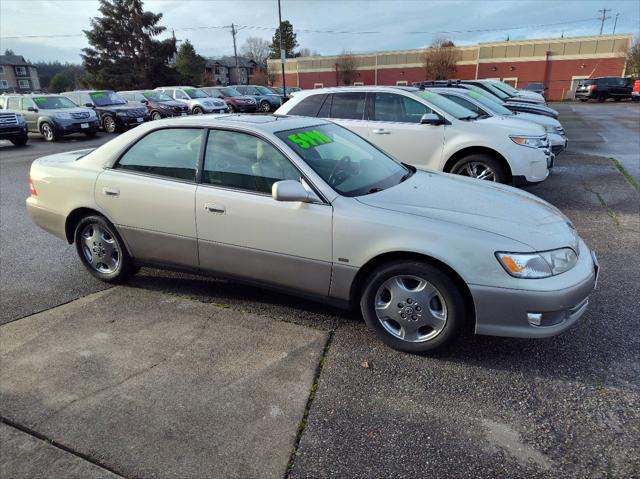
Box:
(151, 113, 330, 133)
(294, 85, 421, 95)
(155, 86, 198, 89)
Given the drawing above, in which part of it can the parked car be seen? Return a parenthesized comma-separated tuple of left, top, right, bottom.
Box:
(0, 110, 28, 146)
(63, 90, 148, 133)
(416, 81, 560, 118)
(154, 86, 226, 114)
(232, 85, 282, 112)
(574, 77, 633, 102)
(1, 94, 100, 141)
(524, 82, 546, 96)
(272, 86, 302, 96)
(486, 79, 546, 104)
(118, 90, 189, 120)
(461, 80, 546, 106)
(426, 87, 567, 155)
(26, 114, 598, 354)
(633, 79, 640, 102)
(276, 86, 552, 185)
(200, 86, 257, 113)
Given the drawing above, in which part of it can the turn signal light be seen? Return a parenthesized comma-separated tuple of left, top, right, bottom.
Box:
(29, 178, 37, 196)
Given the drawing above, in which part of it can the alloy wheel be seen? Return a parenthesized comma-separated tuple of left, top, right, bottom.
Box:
(374, 275, 448, 343)
(103, 116, 116, 133)
(260, 101, 271, 112)
(453, 161, 496, 181)
(81, 223, 120, 274)
(151, 111, 162, 121)
(41, 123, 54, 141)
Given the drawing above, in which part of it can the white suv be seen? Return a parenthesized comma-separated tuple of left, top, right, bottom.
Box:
(155, 86, 226, 114)
(275, 86, 552, 185)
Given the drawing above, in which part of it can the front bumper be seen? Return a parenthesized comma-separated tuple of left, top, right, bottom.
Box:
(0, 125, 28, 140)
(470, 239, 597, 338)
(115, 115, 146, 129)
(202, 105, 227, 114)
(55, 119, 101, 135)
(549, 133, 568, 155)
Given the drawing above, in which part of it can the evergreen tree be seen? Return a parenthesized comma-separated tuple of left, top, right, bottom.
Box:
(175, 40, 206, 85)
(269, 21, 298, 59)
(81, 0, 178, 90)
(49, 72, 73, 93)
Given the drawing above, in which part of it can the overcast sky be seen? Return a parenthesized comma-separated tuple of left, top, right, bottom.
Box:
(1, 0, 638, 63)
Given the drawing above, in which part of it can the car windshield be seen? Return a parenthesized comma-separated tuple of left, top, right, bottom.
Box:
(256, 86, 275, 95)
(90, 91, 127, 106)
(143, 91, 173, 102)
(275, 123, 411, 197)
(414, 90, 478, 120)
(465, 90, 513, 116)
(31, 96, 77, 109)
(477, 82, 509, 100)
(220, 87, 241, 97)
(494, 81, 519, 95)
(184, 87, 209, 99)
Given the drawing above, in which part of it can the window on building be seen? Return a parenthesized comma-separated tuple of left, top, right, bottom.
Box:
(396, 80, 408, 86)
(0, 80, 8, 89)
(313, 83, 324, 88)
(0, 66, 5, 75)
(18, 79, 30, 89)
(116, 128, 204, 181)
(15, 66, 27, 76)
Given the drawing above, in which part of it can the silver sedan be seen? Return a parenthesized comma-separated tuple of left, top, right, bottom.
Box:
(26, 114, 598, 353)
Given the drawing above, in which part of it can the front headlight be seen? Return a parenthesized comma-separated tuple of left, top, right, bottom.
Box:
(496, 248, 578, 278)
(510, 135, 546, 148)
(54, 112, 72, 119)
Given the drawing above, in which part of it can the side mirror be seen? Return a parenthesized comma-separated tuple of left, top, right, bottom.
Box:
(27, 107, 37, 112)
(85, 103, 94, 108)
(140, 99, 149, 104)
(420, 113, 443, 125)
(272, 180, 314, 203)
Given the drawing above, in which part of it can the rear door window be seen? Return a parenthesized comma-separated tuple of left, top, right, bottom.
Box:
(288, 94, 327, 117)
(115, 128, 204, 181)
(330, 92, 366, 120)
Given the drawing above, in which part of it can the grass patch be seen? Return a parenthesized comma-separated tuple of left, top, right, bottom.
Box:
(286, 330, 335, 477)
(611, 158, 640, 193)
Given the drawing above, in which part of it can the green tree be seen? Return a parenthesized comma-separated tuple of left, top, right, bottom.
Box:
(269, 21, 298, 59)
(49, 72, 73, 93)
(33, 61, 87, 90)
(4, 49, 15, 56)
(175, 39, 205, 85)
(81, 0, 178, 90)
(626, 36, 640, 78)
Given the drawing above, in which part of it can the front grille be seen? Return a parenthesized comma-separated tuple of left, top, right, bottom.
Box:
(0, 113, 18, 125)
(71, 112, 90, 120)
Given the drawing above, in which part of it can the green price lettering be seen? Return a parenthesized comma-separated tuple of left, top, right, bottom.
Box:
(91, 93, 106, 98)
(288, 130, 332, 149)
(33, 97, 47, 102)
(469, 91, 481, 99)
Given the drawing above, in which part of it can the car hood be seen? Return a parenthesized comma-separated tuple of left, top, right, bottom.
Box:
(157, 100, 186, 108)
(98, 104, 142, 112)
(506, 102, 559, 117)
(474, 115, 546, 136)
(356, 170, 578, 252)
(511, 112, 558, 129)
(41, 107, 94, 115)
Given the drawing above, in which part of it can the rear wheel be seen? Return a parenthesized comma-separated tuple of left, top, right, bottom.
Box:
(192, 106, 204, 115)
(40, 122, 56, 142)
(74, 215, 135, 284)
(102, 115, 117, 133)
(579, 98, 588, 102)
(450, 154, 507, 183)
(151, 111, 163, 121)
(259, 100, 271, 112)
(360, 260, 466, 354)
(228, 104, 236, 113)
(597, 93, 607, 103)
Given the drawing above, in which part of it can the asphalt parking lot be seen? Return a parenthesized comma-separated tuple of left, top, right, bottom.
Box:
(1, 102, 639, 478)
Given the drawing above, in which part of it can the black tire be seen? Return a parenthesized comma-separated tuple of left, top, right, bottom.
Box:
(579, 98, 588, 102)
(360, 260, 466, 354)
(192, 106, 204, 115)
(10, 135, 28, 146)
(449, 154, 507, 183)
(74, 215, 135, 284)
(85, 131, 97, 138)
(40, 122, 56, 142)
(102, 115, 117, 133)
(260, 100, 271, 112)
(613, 97, 621, 102)
(597, 93, 607, 103)
(228, 104, 236, 113)
(151, 111, 163, 121)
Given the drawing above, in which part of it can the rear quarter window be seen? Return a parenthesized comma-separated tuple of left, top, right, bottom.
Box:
(288, 94, 327, 117)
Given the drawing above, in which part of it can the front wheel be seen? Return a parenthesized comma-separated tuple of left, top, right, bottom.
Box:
(192, 106, 204, 115)
(259, 101, 271, 112)
(40, 122, 56, 142)
(450, 154, 507, 183)
(74, 215, 135, 284)
(102, 115, 117, 133)
(151, 111, 163, 121)
(360, 260, 466, 354)
(10, 135, 28, 146)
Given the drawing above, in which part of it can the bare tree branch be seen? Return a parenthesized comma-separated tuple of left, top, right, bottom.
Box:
(423, 37, 460, 80)
(336, 50, 357, 85)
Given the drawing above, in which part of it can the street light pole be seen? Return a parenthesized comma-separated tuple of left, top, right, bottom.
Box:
(278, 0, 286, 92)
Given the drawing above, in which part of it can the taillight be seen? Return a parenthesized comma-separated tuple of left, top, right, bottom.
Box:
(588, 84, 597, 91)
(29, 177, 37, 196)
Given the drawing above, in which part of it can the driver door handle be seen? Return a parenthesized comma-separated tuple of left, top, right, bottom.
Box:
(102, 186, 120, 197)
(372, 129, 391, 135)
(204, 203, 225, 214)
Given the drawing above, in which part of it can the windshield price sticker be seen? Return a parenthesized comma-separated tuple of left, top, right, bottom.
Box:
(469, 91, 481, 99)
(91, 93, 106, 98)
(33, 97, 47, 103)
(185, 88, 194, 93)
(287, 130, 332, 149)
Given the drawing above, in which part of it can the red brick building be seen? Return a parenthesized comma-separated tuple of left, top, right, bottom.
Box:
(268, 34, 633, 101)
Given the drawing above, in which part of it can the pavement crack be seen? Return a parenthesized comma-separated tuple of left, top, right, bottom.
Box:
(583, 186, 621, 227)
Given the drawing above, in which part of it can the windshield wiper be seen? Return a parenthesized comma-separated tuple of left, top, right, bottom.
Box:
(458, 115, 478, 121)
(367, 187, 384, 194)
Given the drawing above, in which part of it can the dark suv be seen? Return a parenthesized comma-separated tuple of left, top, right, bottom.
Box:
(1, 94, 100, 141)
(575, 77, 633, 102)
(0, 109, 28, 146)
(200, 86, 257, 113)
(63, 90, 148, 133)
(118, 90, 189, 120)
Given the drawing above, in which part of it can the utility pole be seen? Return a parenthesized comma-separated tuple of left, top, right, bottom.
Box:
(612, 13, 620, 34)
(278, 0, 286, 93)
(598, 8, 611, 35)
(230, 23, 240, 84)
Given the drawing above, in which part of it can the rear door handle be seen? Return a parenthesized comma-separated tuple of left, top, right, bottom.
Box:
(102, 187, 119, 197)
(204, 203, 225, 214)
(372, 129, 391, 135)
